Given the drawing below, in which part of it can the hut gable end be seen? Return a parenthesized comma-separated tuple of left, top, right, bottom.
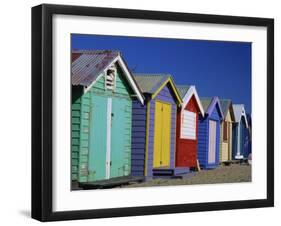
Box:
(72, 50, 144, 104)
(87, 63, 133, 98)
(186, 95, 200, 113)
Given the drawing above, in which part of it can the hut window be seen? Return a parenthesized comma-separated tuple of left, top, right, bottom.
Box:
(181, 110, 196, 140)
(223, 121, 228, 141)
(105, 65, 116, 91)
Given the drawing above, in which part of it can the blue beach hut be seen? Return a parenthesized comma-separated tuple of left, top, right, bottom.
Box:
(198, 97, 223, 169)
(232, 104, 249, 160)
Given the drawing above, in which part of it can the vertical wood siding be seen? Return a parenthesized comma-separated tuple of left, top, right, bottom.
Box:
(110, 97, 132, 178)
(198, 103, 221, 169)
(153, 101, 171, 167)
(220, 110, 233, 162)
(176, 95, 199, 167)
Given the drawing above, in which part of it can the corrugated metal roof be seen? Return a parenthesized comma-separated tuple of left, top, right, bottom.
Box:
(200, 97, 223, 118)
(176, 85, 191, 99)
(233, 104, 248, 128)
(133, 73, 171, 94)
(200, 97, 213, 112)
(72, 50, 119, 86)
(233, 104, 246, 123)
(220, 99, 232, 118)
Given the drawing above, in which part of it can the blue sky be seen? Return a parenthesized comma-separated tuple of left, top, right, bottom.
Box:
(72, 34, 252, 113)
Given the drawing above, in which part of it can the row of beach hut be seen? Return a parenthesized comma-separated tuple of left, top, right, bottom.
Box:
(71, 50, 252, 184)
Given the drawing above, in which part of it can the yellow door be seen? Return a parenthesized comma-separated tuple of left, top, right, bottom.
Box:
(161, 103, 171, 166)
(153, 101, 171, 168)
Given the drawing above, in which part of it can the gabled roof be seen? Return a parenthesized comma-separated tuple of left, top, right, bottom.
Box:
(134, 73, 182, 104)
(72, 50, 119, 86)
(71, 50, 144, 104)
(220, 99, 235, 121)
(177, 85, 190, 98)
(233, 104, 249, 128)
(134, 74, 170, 93)
(200, 97, 223, 118)
(176, 85, 204, 116)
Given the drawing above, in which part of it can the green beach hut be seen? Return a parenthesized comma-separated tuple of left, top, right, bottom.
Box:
(71, 50, 144, 185)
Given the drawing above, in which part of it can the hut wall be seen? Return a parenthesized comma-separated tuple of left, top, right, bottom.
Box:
(243, 126, 251, 158)
(232, 123, 238, 159)
(240, 119, 247, 158)
(198, 117, 209, 167)
(77, 91, 91, 183)
(220, 110, 233, 162)
(219, 122, 223, 161)
(146, 85, 177, 177)
(71, 86, 83, 181)
(176, 95, 199, 167)
(131, 100, 147, 176)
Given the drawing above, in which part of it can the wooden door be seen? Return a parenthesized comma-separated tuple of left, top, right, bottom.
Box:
(208, 120, 217, 164)
(240, 121, 245, 158)
(88, 95, 108, 181)
(161, 103, 171, 166)
(153, 101, 171, 168)
(110, 97, 132, 178)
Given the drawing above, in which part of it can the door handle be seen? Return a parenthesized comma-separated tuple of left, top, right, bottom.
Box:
(111, 113, 114, 127)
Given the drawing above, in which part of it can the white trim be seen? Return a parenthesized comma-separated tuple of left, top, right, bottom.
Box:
(181, 86, 204, 116)
(233, 105, 249, 128)
(105, 64, 117, 91)
(241, 110, 249, 128)
(105, 98, 112, 179)
(235, 155, 244, 159)
(84, 57, 119, 93)
(83, 55, 144, 104)
(237, 122, 241, 157)
(117, 56, 144, 104)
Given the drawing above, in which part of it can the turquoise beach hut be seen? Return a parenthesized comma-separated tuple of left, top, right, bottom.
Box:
(71, 50, 144, 184)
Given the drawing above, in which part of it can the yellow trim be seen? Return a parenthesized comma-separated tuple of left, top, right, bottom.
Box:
(153, 99, 170, 105)
(151, 78, 183, 104)
(144, 101, 150, 176)
(172, 104, 177, 168)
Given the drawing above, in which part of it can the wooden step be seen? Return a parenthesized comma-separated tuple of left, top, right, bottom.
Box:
(79, 176, 145, 189)
(153, 167, 190, 177)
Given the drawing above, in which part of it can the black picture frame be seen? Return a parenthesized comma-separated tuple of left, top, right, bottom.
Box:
(31, 3, 274, 222)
